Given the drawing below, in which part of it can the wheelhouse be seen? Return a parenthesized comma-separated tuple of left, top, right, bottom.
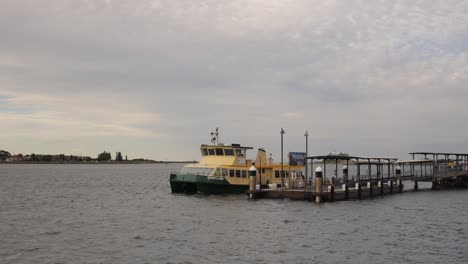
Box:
(200, 144, 253, 157)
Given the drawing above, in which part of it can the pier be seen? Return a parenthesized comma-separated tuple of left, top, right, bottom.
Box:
(250, 152, 468, 202)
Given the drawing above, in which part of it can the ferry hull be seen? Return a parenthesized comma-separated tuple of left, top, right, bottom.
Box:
(170, 173, 248, 194)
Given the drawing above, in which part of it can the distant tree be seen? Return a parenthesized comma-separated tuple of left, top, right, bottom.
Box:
(31, 153, 37, 161)
(125, 155, 128, 161)
(116, 152, 123, 162)
(97, 151, 112, 162)
(0, 150, 11, 161)
(43, 155, 52, 162)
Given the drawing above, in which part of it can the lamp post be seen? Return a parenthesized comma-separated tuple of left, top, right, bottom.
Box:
(280, 128, 285, 189)
(305, 131, 309, 186)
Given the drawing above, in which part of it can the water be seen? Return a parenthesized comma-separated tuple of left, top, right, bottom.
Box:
(1, 164, 467, 264)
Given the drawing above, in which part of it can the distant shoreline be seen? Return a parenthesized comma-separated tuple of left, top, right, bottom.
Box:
(0, 161, 197, 165)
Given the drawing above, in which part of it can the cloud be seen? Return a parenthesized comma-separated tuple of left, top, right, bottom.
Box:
(1, 0, 467, 159)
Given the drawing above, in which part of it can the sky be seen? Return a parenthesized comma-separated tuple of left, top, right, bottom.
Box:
(1, 0, 467, 161)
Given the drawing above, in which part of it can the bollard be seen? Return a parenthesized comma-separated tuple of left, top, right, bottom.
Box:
(315, 166, 323, 203)
(343, 184, 349, 200)
(248, 165, 257, 199)
(342, 165, 348, 184)
(396, 165, 402, 193)
(432, 180, 438, 190)
(329, 185, 335, 202)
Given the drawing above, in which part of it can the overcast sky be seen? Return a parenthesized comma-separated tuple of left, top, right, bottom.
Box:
(1, 0, 467, 160)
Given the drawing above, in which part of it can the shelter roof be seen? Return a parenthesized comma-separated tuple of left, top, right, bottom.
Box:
(307, 155, 397, 161)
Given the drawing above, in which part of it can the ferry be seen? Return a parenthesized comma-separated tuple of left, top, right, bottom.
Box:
(169, 128, 305, 194)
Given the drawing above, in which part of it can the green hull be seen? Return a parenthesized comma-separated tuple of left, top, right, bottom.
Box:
(170, 173, 248, 194)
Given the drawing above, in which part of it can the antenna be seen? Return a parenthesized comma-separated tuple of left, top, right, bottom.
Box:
(210, 127, 220, 145)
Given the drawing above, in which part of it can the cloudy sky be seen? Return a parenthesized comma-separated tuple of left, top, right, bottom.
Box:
(1, 0, 467, 160)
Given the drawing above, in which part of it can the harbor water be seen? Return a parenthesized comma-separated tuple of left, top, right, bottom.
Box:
(1, 164, 467, 263)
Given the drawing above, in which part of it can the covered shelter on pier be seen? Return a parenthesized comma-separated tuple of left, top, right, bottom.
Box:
(305, 155, 398, 185)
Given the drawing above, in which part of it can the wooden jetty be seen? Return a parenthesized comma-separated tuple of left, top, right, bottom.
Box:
(248, 152, 468, 202)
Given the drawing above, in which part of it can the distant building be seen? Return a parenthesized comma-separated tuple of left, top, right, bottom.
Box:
(8, 154, 24, 162)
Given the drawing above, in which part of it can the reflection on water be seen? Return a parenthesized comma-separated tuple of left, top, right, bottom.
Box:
(1, 164, 467, 263)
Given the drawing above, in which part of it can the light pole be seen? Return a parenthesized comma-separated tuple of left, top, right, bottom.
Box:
(280, 128, 285, 189)
(305, 131, 309, 187)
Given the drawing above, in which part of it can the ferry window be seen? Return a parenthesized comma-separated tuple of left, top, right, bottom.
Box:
(261, 168, 266, 174)
(241, 170, 247, 178)
(208, 149, 215, 155)
(275, 171, 280, 178)
(229, 170, 235, 177)
(224, 149, 234, 156)
(202, 168, 210, 175)
(222, 169, 228, 177)
(235, 170, 241, 178)
(215, 148, 224, 156)
(202, 149, 208, 156)
(195, 168, 204, 175)
(235, 149, 242, 156)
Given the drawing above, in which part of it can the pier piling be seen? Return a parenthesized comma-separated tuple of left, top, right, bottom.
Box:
(343, 184, 349, 200)
(357, 182, 362, 199)
(329, 185, 335, 202)
(315, 167, 323, 203)
(396, 165, 402, 193)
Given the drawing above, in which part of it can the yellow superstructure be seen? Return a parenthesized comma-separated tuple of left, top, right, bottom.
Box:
(180, 144, 304, 188)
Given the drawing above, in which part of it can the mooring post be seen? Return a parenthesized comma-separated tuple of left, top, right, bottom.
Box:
(379, 180, 384, 195)
(315, 166, 323, 203)
(343, 184, 349, 200)
(368, 182, 373, 197)
(414, 180, 418, 191)
(396, 165, 402, 193)
(356, 182, 362, 199)
(248, 164, 257, 199)
(390, 179, 393, 194)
